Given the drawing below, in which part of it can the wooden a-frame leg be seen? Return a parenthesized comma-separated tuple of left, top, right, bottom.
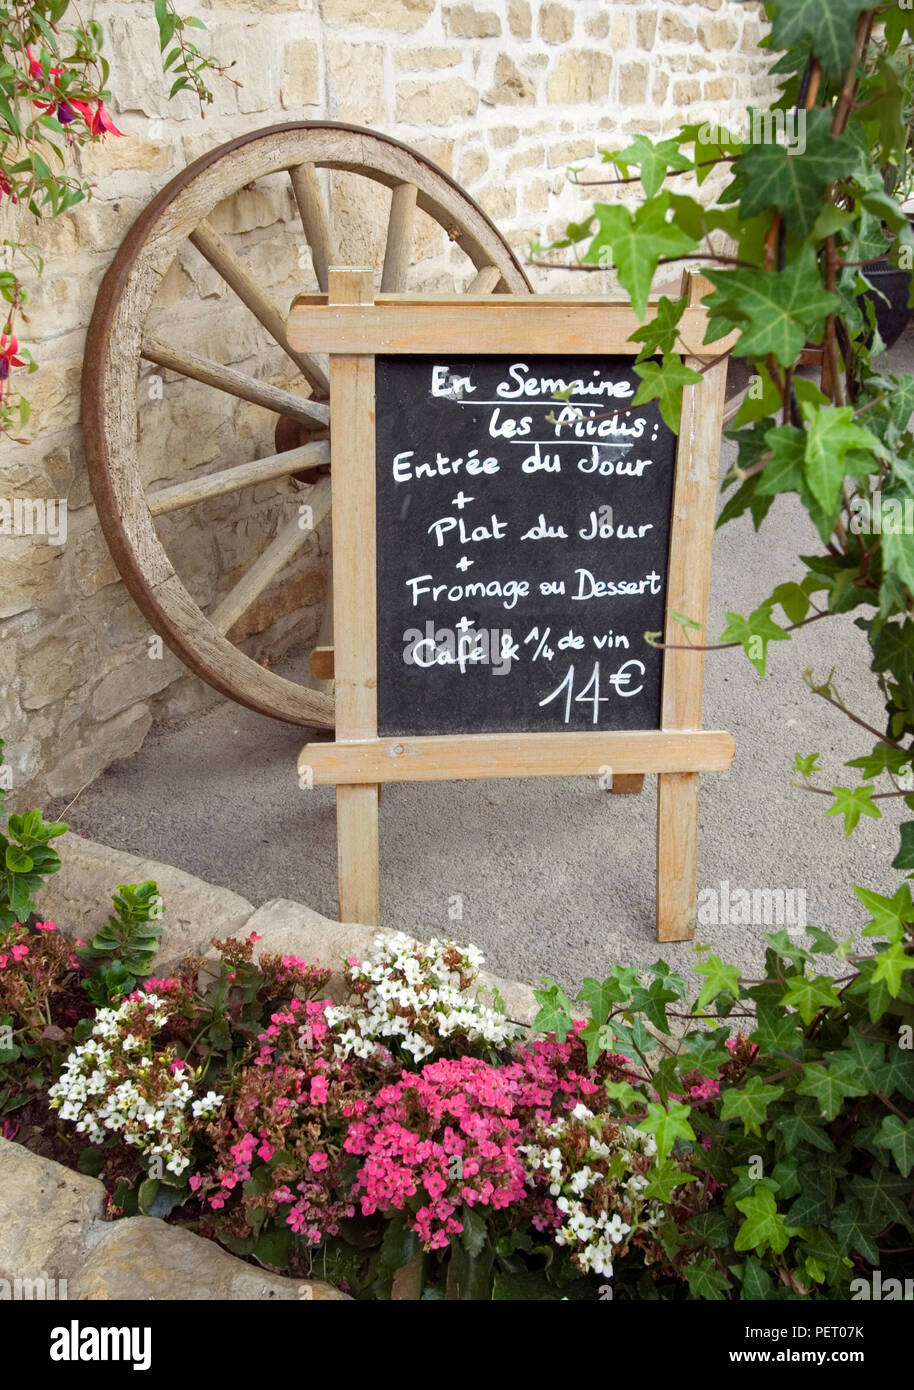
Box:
(609, 773, 644, 795)
(337, 783, 380, 925)
(656, 771, 699, 942)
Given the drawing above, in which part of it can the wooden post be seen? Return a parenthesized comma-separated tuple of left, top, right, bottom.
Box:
(656, 273, 728, 941)
(328, 267, 380, 925)
(610, 774, 644, 795)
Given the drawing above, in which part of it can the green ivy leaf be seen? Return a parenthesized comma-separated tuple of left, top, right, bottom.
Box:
(532, 981, 574, 1043)
(693, 952, 742, 1009)
(773, 1102, 836, 1153)
(720, 1075, 785, 1136)
(611, 134, 693, 198)
(637, 1101, 695, 1158)
(765, 581, 811, 626)
(643, 1158, 698, 1203)
(892, 823, 914, 873)
(740, 1255, 774, 1300)
(734, 1187, 793, 1256)
(726, 110, 859, 236)
(575, 976, 619, 1028)
(796, 1062, 868, 1120)
(873, 1115, 914, 1178)
(785, 1163, 836, 1228)
(830, 1200, 881, 1266)
(684, 1257, 730, 1299)
(769, 0, 883, 80)
(704, 248, 838, 368)
(793, 751, 821, 778)
(780, 973, 841, 1024)
(871, 942, 914, 997)
(800, 402, 889, 517)
(850, 1165, 912, 1233)
(632, 355, 703, 433)
(583, 196, 697, 318)
(825, 785, 881, 835)
(719, 606, 791, 676)
(629, 295, 688, 360)
(846, 742, 913, 781)
(853, 884, 913, 943)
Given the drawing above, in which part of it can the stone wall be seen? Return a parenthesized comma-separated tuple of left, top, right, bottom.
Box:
(0, 0, 774, 807)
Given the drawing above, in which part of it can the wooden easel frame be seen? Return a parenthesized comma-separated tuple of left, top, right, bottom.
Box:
(288, 268, 734, 941)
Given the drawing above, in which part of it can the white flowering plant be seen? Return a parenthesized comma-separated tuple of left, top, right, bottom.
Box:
(521, 1104, 671, 1281)
(325, 931, 523, 1064)
(48, 990, 222, 1179)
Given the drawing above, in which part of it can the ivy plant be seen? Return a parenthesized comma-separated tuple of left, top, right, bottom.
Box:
(537, 1, 914, 874)
(535, 908, 914, 1300)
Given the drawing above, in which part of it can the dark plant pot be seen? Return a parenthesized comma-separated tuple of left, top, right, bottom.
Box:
(857, 259, 912, 349)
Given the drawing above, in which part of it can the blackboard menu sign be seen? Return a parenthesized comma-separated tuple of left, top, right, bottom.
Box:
(375, 354, 677, 737)
(287, 271, 734, 941)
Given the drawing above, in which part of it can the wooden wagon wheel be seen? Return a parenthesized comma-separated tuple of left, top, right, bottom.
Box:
(82, 121, 532, 729)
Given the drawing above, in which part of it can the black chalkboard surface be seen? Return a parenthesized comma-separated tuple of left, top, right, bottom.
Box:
(375, 354, 677, 738)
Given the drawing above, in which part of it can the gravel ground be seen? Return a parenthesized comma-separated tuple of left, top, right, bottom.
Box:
(51, 334, 914, 994)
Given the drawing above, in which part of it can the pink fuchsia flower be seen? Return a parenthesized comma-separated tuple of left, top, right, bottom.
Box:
(169, 1059, 188, 1076)
(310, 1075, 329, 1105)
(0, 956, 7, 969)
(11, 943, 29, 962)
(67, 98, 124, 138)
(0, 335, 25, 382)
(34, 921, 57, 932)
(25, 46, 62, 83)
(75, 937, 86, 948)
(188, 1173, 203, 1192)
(308, 1151, 329, 1173)
(248, 931, 262, 943)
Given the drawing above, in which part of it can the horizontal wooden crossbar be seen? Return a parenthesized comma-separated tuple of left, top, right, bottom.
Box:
(286, 293, 734, 357)
(297, 729, 736, 786)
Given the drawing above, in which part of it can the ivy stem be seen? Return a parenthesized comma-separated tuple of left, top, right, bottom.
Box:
(808, 688, 911, 757)
(654, 608, 833, 654)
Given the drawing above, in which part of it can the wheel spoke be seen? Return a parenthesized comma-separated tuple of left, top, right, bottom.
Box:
(289, 163, 337, 293)
(142, 339, 330, 428)
(147, 440, 330, 516)
(208, 474, 332, 636)
(381, 182, 418, 293)
(189, 219, 329, 396)
(466, 265, 502, 294)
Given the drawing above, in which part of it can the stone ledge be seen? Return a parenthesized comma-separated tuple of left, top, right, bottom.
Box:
(33, 832, 256, 960)
(0, 1139, 347, 1301)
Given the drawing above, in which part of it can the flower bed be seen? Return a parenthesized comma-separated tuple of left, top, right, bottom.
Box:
(3, 745, 913, 1302)
(5, 891, 912, 1301)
